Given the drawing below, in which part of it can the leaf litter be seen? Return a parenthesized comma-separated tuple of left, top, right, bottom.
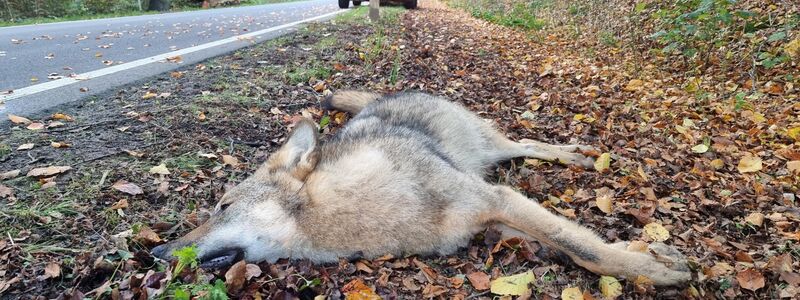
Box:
(0, 1, 798, 299)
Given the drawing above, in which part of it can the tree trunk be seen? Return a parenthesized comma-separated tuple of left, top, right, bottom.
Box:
(148, 0, 170, 11)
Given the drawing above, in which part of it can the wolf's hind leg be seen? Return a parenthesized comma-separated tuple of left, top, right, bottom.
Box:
(487, 134, 596, 168)
(490, 186, 690, 286)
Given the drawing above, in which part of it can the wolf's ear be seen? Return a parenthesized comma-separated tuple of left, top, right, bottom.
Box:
(262, 118, 319, 180)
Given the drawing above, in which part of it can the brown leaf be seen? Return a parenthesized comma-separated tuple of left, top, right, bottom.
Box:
(245, 264, 262, 280)
(27, 166, 71, 177)
(44, 262, 61, 279)
(134, 226, 161, 245)
(8, 114, 31, 124)
(26, 122, 45, 130)
(112, 180, 143, 195)
(737, 268, 765, 291)
(109, 199, 129, 210)
(222, 155, 240, 167)
(0, 169, 21, 180)
(466, 271, 490, 290)
(0, 184, 13, 199)
(225, 260, 247, 293)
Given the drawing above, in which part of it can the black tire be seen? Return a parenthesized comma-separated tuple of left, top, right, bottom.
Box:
(404, 0, 417, 9)
(353, 1, 361, 6)
(338, 0, 349, 9)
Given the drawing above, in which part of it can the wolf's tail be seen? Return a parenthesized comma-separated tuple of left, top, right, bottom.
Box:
(321, 90, 381, 114)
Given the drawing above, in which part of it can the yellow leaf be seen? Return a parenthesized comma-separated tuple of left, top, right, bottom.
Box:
(691, 144, 708, 153)
(490, 271, 534, 296)
(737, 154, 763, 173)
(599, 276, 623, 299)
(788, 127, 800, 141)
(149, 164, 170, 175)
(560, 286, 583, 300)
(624, 79, 644, 92)
(594, 187, 613, 214)
(784, 38, 800, 59)
(710, 159, 725, 170)
(51, 113, 74, 121)
(594, 153, 611, 172)
(142, 91, 157, 99)
(643, 222, 670, 242)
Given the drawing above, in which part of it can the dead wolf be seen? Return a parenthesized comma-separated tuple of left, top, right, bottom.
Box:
(151, 90, 690, 286)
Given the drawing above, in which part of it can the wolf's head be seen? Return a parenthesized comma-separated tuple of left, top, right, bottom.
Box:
(151, 119, 319, 268)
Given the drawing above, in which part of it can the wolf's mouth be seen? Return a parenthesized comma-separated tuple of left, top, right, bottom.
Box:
(199, 248, 243, 269)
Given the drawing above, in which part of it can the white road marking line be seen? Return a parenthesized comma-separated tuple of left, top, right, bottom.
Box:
(0, 9, 344, 104)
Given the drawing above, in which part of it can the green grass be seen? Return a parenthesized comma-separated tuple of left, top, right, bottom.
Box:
(0, 0, 306, 27)
(448, 0, 545, 31)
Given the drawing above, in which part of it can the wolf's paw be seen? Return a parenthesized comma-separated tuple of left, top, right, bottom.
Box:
(630, 242, 691, 286)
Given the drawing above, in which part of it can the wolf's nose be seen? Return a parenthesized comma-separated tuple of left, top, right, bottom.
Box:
(151, 244, 169, 259)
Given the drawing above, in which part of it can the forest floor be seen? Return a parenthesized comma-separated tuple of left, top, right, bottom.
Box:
(1, 1, 799, 299)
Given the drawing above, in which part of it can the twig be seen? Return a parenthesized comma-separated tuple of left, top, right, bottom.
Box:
(6, 232, 13, 246)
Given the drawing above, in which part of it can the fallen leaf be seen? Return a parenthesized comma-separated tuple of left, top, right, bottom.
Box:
(8, 114, 31, 124)
(27, 122, 45, 130)
(27, 166, 71, 177)
(342, 278, 380, 300)
(643, 222, 670, 242)
(738, 154, 763, 173)
(594, 187, 614, 214)
(165, 55, 183, 63)
(0, 184, 13, 199)
(624, 79, 644, 92)
(745, 212, 764, 226)
(0, 169, 21, 180)
(222, 155, 240, 167)
(599, 276, 622, 298)
(710, 159, 725, 170)
(466, 271, 490, 290)
(142, 91, 157, 99)
(134, 226, 161, 244)
(44, 262, 60, 279)
(691, 144, 708, 154)
(109, 199, 129, 210)
(112, 180, 143, 195)
(17, 143, 34, 150)
(788, 127, 800, 141)
(245, 264, 262, 280)
(787, 161, 800, 174)
(50, 141, 70, 148)
(560, 286, 582, 300)
(490, 271, 534, 296)
(594, 153, 611, 172)
(149, 164, 170, 175)
(198, 153, 218, 159)
(51, 113, 74, 121)
(225, 260, 247, 293)
(737, 268, 765, 291)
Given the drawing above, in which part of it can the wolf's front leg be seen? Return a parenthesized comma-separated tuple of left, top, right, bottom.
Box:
(491, 186, 690, 286)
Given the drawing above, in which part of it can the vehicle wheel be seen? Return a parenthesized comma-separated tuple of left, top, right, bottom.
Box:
(338, 0, 349, 9)
(404, 0, 417, 9)
(353, 1, 361, 6)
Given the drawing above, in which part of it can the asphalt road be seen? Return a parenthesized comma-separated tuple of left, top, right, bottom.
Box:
(0, 0, 343, 119)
